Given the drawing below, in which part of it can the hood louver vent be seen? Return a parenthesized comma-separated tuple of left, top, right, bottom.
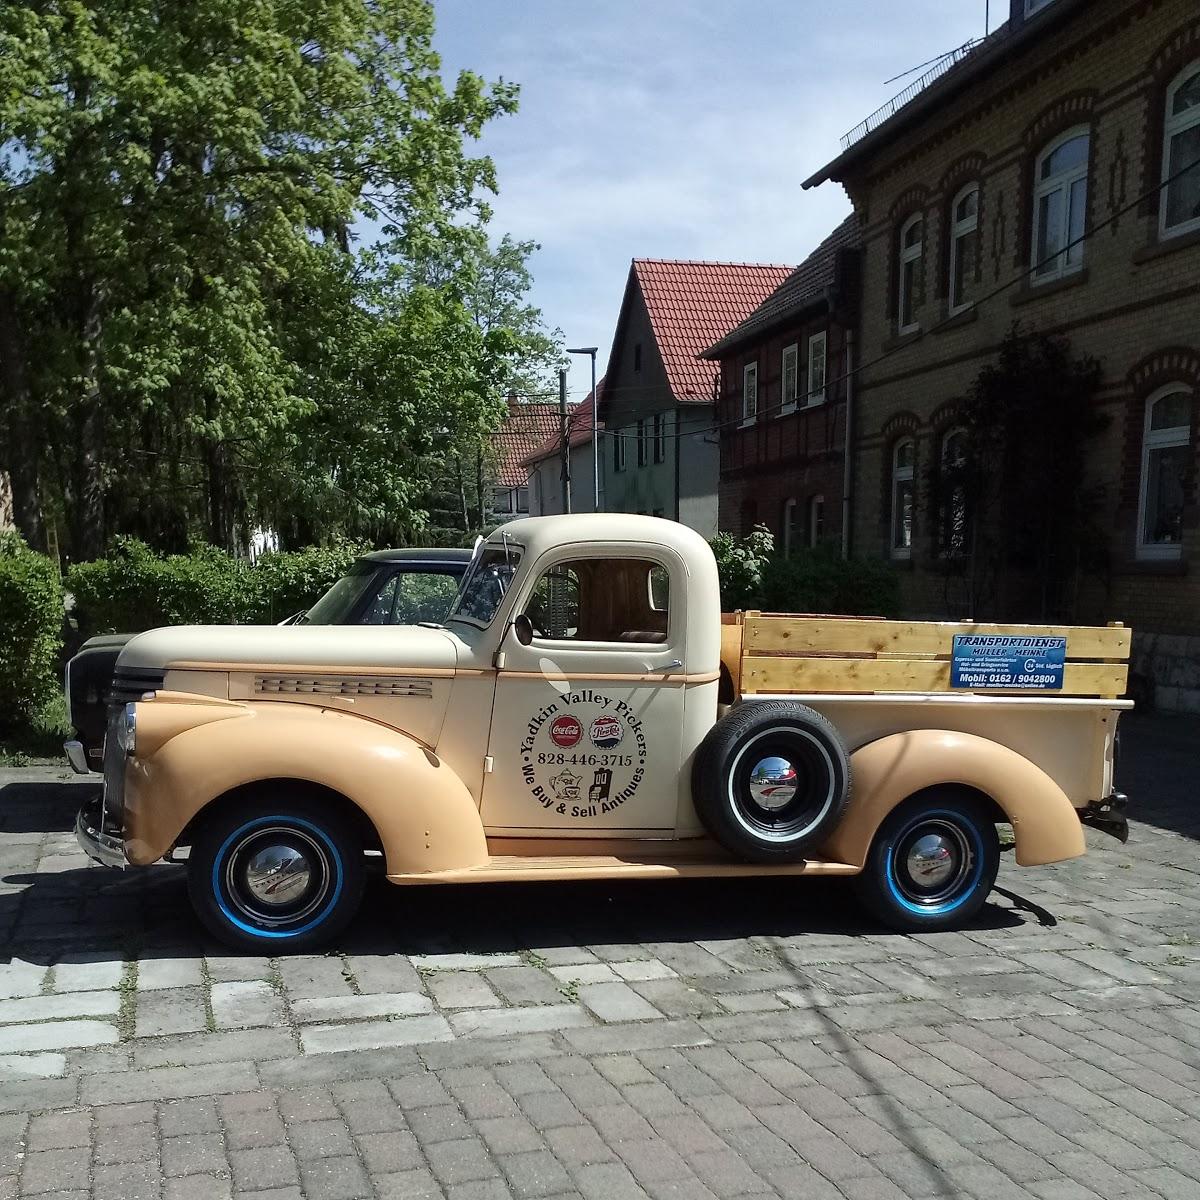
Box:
(255, 675, 434, 700)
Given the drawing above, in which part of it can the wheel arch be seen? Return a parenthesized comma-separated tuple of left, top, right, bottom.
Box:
(123, 702, 489, 875)
(822, 728, 1085, 869)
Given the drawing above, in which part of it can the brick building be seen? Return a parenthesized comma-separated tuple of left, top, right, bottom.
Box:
(803, 0, 1200, 708)
(703, 217, 861, 553)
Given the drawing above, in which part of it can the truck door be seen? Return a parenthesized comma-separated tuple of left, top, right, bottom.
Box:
(481, 548, 686, 836)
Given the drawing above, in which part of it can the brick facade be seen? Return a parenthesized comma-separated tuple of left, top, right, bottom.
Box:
(805, 0, 1200, 654)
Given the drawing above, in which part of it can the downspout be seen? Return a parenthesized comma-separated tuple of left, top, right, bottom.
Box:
(841, 328, 855, 560)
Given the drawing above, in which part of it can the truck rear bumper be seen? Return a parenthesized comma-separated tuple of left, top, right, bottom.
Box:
(1077, 792, 1129, 844)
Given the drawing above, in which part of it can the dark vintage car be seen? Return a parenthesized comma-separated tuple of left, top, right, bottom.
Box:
(64, 547, 473, 773)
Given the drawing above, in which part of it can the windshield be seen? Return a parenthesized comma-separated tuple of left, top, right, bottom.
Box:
(447, 545, 523, 627)
(300, 563, 378, 625)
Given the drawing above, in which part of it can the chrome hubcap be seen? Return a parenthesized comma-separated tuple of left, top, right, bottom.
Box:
(894, 819, 972, 906)
(224, 826, 331, 928)
(244, 845, 312, 907)
(748, 755, 798, 813)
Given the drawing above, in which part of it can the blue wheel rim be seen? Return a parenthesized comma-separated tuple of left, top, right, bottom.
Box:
(212, 815, 344, 940)
(884, 809, 985, 917)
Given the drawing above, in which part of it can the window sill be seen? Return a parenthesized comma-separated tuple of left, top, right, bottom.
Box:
(778, 403, 797, 417)
(804, 395, 827, 409)
(1117, 556, 1187, 576)
(1132, 226, 1200, 264)
(881, 328, 923, 354)
(739, 417, 757, 429)
(934, 306, 979, 333)
(1010, 267, 1088, 306)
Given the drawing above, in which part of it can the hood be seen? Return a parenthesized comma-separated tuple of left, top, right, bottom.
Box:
(118, 624, 459, 674)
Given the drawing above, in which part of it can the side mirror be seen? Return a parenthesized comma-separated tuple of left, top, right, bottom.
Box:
(512, 613, 534, 646)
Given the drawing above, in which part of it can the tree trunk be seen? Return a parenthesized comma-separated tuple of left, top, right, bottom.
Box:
(0, 289, 46, 550)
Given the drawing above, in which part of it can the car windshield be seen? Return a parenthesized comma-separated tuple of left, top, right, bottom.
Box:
(299, 563, 378, 625)
(447, 545, 522, 627)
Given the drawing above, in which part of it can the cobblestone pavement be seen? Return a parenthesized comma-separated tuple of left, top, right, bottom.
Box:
(0, 713, 1197, 1199)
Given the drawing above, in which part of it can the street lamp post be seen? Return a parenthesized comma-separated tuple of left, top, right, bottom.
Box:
(566, 346, 599, 512)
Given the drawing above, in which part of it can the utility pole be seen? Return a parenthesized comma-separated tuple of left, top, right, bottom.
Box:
(567, 347, 599, 512)
(558, 367, 571, 514)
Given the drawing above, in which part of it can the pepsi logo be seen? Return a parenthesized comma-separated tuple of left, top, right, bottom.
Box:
(589, 715, 623, 749)
(550, 715, 582, 748)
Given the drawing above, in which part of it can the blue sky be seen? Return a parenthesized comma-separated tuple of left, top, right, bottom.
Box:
(433, 1, 989, 397)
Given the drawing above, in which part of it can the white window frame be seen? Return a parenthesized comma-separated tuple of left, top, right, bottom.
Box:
(741, 362, 758, 425)
(1032, 127, 1090, 283)
(809, 494, 825, 548)
(898, 214, 923, 335)
(1160, 62, 1200, 240)
(891, 438, 915, 560)
(780, 344, 799, 415)
(1137, 384, 1192, 561)
(1024, 0, 1056, 16)
(782, 498, 799, 556)
(949, 184, 980, 315)
(806, 331, 828, 406)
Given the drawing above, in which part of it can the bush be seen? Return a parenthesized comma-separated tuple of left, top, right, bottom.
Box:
(66, 538, 368, 637)
(710, 526, 775, 611)
(760, 546, 901, 617)
(0, 533, 65, 731)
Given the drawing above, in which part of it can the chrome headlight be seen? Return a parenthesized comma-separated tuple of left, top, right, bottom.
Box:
(116, 703, 137, 756)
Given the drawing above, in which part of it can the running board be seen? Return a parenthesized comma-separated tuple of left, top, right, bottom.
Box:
(387, 853, 860, 885)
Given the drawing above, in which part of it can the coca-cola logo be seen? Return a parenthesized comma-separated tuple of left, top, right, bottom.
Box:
(549, 715, 582, 748)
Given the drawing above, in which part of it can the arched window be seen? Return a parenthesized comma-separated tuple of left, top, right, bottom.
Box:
(949, 185, 979, 313)
(809, 495, 825, 548)
(1161, 63, 1200, 239)
(1032, 129, 1089, 281)
(891, 439, 915, 559)
(782, 498, 800, 556)
(898, 215, 924, 333)
(939, 428, 969, 558)
(1138, 386, 1192, 559)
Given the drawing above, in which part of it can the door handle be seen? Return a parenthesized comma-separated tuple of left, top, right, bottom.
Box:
(660, 659, 683, 671)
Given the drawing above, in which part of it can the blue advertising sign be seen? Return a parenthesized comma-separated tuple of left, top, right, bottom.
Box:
(951, 634, 1067, 691)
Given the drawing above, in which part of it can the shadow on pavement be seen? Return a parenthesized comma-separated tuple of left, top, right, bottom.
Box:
(0, 779, 98, 834)
(1115, 712, 1200, 841)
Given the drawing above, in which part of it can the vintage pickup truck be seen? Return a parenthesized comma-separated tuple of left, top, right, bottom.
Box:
(77, 515, 1131, 950)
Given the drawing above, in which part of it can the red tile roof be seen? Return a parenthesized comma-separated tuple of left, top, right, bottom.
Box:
(491, 398, 565, 488)
(633, 260, 794, 403)
(520, 381, 605, 467)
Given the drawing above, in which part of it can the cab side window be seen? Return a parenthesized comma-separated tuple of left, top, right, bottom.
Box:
(524, 558, 670, 644)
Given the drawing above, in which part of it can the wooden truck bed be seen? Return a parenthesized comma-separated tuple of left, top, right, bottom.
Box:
(720, 612, 1131, 699)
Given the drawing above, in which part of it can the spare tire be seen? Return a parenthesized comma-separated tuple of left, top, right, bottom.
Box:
(693, 700, 850, 863)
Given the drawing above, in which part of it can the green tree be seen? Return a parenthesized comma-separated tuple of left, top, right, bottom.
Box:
(0, 0, 518, 557)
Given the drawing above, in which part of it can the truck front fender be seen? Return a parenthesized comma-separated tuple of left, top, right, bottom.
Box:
(823, 728, 1086, 869)
(124, 702, 488, 875)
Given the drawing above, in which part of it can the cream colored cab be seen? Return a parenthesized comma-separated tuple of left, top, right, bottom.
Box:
(75, 514, 1132, 952)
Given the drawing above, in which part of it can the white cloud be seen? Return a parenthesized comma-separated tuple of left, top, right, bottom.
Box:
(435, 0, 987, 387)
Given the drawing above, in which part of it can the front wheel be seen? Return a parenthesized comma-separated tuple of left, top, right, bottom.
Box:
(187, 792, 365, 952)
(853, 790, 1000, 932)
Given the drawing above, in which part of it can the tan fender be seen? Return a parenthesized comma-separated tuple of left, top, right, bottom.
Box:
(123, 701, 488, 874)
(823, 729, 1086, 869)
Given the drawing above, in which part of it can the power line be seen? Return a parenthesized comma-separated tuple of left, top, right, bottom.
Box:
(596, 149, 1200, 445)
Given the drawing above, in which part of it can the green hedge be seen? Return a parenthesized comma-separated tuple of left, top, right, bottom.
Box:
(0, 533, 65, 732)
(710, 528, 900, 617)
(67, 538, 365, 638)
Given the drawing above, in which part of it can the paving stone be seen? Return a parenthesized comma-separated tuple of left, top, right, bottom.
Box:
(0, 1052, 66, 1079)
(0, 989, 119, 1023)
(94, 1121, 157, 1166)
(301, 1013, 452, 1054)
(135, 986, 207, 1037)
(344, 954, 424, 995)
(94, 1159, 161, 1200)
(449, 1005, 592, 1039)
(411, 953, 523, 971)
(20, 1148, 91, 1194)
(133, 1027, 297, 1069)
(52, 956, 124, 992)
(137, 957, 203, 990)
(209, 980, 284, 1029)
(164, 1176, 233, 1200)
(0, 1019, 116, 1054)
(161, 1133, 227, 1177)
(230, 1144, 300, 1191)
(158, 1098, 221, 1137)
(428, 972, 503, 1010)
(25, 1111, 91, 1152)
(426, 1138, 500, 1186)
(291, 992, 432, 1023)
(80, 1061, 260, 1105)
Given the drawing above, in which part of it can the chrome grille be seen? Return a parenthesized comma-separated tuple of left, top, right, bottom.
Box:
(109, 666, 166, 705)
(100, 705, 127, 821)
(254, 675, 434, 699)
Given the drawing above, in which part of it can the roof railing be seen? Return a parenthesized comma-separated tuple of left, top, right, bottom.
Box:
(840, 37, 986, 151)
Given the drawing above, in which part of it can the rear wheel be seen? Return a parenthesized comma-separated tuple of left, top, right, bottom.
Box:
(187, 792, 365, 952)
(854, 790, 1000, 932)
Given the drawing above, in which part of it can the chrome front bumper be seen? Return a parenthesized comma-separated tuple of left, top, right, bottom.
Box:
(75, 794, 127, 868)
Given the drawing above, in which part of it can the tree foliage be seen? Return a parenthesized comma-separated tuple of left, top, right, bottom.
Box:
(0, 0, 539, 558)
(0, 533, 64, 730)
(931, 326, 1108, 621)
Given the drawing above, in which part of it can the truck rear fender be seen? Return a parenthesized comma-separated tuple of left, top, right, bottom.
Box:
(823, 728, 1086, 869)
(124, 701, 488, 874)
